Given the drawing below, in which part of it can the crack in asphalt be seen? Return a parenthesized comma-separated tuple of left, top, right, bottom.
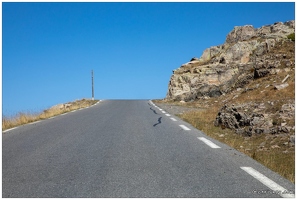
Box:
(153, 117, 162, 127)
(150, 107, 159, 115)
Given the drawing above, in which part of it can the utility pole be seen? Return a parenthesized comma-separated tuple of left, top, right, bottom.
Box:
(91, 70, 94, 100)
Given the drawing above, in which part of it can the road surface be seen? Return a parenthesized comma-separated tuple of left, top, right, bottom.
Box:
(2, 100, 295, 197)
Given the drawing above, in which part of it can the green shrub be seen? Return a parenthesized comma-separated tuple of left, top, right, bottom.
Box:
(287, 33, 295, 41)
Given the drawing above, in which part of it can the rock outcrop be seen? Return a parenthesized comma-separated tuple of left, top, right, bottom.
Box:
(166, 21, 295, 101)
(214, 102, 295, 136)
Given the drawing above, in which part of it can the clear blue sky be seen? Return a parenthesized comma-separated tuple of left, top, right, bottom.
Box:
(2, 2, 295, 116)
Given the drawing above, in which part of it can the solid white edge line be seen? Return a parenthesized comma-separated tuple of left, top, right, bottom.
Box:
(240, 167, 294, 198)
(2, 101, 104, 133)
(3, 127, 18, 133)
(170, 118, 177, 121)
(179, 125, 191, 131)
(197, 137, 221, 148)
(29, 121, 40, 125)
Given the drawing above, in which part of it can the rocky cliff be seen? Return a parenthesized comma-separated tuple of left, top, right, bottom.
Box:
(166, 20, 295, 137)
(166, 21, 295, 101)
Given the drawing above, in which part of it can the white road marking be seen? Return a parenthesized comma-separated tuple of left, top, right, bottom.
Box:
(179, 125, 191, 131)
(3, 127, 18, 133)
(240, 167, 294, 198)
(197, 137, 221, 148)
(159, 109, 163, 111)
(29, 121, 40, 125)
(170, 118, 177, 121)
(49, 116, 56, 119)
(61, 113, 67, 116)
(162, 111, 166, 113)
(165, 114, 171, 116)
(71, 110, 76, 112)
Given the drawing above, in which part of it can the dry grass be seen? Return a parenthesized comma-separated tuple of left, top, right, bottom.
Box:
(2, 99, 99, 131)
(156, 68, 295, 183)
(175, 101, 295, 183)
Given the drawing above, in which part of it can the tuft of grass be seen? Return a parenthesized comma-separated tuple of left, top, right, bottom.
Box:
(2, 99, 99, 131)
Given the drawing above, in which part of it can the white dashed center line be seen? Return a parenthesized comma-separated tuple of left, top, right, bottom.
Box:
(152, 104, 293, 198)
(240, 167, 294, 198)
(179, 125, 191, 131)
(197, 137, 221, 148)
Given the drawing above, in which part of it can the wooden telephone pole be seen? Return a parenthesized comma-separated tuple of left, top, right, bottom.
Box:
(91, 70, 94, 100)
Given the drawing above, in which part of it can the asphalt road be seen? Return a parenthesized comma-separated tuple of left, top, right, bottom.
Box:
(2, 100, 295, 197)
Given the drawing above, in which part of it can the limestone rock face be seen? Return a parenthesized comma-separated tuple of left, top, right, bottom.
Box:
(166, 20, 295, 101)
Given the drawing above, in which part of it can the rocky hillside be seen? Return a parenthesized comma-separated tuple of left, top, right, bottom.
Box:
(165, 20, 295, 137)
(166, 20, 294, 101)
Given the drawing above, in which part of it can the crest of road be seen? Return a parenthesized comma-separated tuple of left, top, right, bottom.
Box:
(2, 100, 295, 198)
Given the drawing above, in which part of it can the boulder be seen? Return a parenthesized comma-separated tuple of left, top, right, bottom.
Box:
(274, 83, 289, 90)
(190, 57, 199, 61)
(214, 105, 251, 131)
(226, 25, 256, 43)
(290, 135, 295, 144)
(64, 103, 72, 109)
(214, 102, 295, 136)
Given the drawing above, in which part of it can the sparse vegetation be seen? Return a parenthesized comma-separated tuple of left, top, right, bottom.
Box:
(287, 33, 295, 41)
(178, 107, 294, 183)
(153, 44, 295, 183)
(2, 99, 99, 131)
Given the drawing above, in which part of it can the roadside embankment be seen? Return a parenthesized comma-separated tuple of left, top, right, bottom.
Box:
(2, 99, 99, 131)
(153, 99, 294, 184)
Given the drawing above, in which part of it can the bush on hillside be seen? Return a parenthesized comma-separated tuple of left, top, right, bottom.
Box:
(287, 33, 295, 41)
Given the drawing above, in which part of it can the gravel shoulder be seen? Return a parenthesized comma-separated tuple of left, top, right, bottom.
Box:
(153, 102, 204, 116)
